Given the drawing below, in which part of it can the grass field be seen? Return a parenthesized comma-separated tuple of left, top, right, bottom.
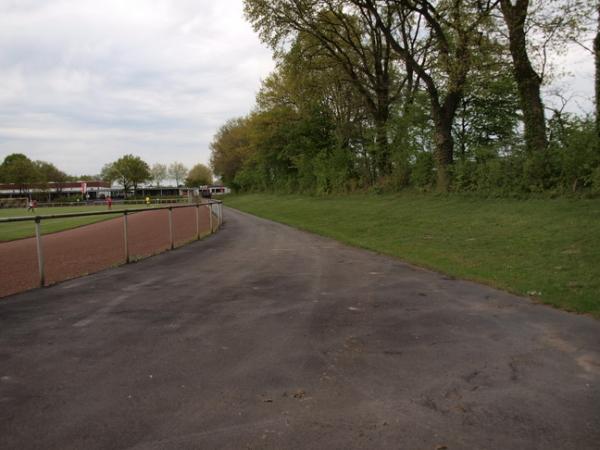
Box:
(225, 193, 600, 318)
(0, 205, 150, 241)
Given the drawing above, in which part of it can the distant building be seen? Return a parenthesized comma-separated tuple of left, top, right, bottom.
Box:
(0, 181, 110, 200)
(0, 181, 231, 201)
(179, 185, 231, 197)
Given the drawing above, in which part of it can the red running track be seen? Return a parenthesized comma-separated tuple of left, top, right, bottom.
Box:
(0, 206, 213, 298)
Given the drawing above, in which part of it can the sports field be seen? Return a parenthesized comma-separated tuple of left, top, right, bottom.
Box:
(0, 205, 151, 241)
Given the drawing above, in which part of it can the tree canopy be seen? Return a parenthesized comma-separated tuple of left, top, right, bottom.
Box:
(102, 154, 151, 197)
(185, 164, 213, 187)
(210, 0, 599, 195)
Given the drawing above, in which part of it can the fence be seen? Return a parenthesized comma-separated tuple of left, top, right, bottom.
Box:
(31, 197, 191, 208)
(0, 201, 223, 293)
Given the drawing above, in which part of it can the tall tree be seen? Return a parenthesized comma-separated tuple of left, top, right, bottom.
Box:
(0, 153, 38, 193)
(210, 117, 253, 186)
(244, 0, 408, 178)
(499, 0, 547, 157)
(498, 0, 593, 182)
(257, 36, 369, 183)
(168, 162, 188, 187)
(150, 163, 168, 187)
(185, 164, 213, 187)
(104, 155, 150, 197)
(34, 161, 68, 184)
(355, 0, 499, 191)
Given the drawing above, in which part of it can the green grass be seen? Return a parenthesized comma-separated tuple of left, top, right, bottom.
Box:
(225, 193, 600, 318)
(0, 205, 150, 241)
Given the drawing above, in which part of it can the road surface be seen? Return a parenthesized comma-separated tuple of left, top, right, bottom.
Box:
(1, 207, 598, 449)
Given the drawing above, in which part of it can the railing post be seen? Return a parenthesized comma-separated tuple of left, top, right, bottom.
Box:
(34, 217, 45, 287)
(195, 204, 200, 240)
(219, 202, 223, 228)
(168, 207, 174, 249)
(208, 203, 213, 234)
(123, 211, 129, 263)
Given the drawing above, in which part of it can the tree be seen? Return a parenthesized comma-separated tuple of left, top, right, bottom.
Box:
(355, 0, 500, 191)
(499, 0, 547, 158)
(101, 163, 117, 185)
(34, 161, 68, 183)
(185, 164, 213, 187)
(169, 162, 188, 187)
(498, 0, 593, 183)
(150, 163, 168, 187)
(210, 118, 253, 186)
(0, 153, 38, 193)
(244, 0, 409, 178)
(104, 154, 151, 197)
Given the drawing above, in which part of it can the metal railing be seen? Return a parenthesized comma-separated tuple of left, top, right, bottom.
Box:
(0, 200, 223, 288)
(32, 198, 190, 208)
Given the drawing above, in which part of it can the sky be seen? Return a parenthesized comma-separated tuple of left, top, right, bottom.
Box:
(0, 0, 275, 177)
(0, 0, 595, 178)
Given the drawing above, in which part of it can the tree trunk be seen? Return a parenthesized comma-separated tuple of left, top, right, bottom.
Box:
(500, 0, 548, 155)
(432, 108, 454, 192)
(374, 113, 391, 177)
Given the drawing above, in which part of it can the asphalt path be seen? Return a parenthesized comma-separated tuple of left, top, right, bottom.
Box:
(1, 207, 599, 449)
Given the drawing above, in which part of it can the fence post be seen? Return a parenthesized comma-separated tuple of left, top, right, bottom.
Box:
(219, 203, 223, 228)
(195, 204, 200, 240)
(123, 211, 129, 263)
(208, 203, 213, 233)
(34, 217, 45, 287)
(168, 207, 174, 249)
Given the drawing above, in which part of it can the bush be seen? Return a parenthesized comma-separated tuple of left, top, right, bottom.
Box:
(410, 152, 435, 188)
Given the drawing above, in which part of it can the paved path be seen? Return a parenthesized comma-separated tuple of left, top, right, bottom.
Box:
(0, 207, 598, 449)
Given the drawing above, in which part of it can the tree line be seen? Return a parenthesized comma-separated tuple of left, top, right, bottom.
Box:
(0, 153, 213, 194)
(210, 0, 599, 195)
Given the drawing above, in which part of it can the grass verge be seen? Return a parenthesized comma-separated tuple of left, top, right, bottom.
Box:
(0, 205, 149, 241)
(225, 193, 600, 318)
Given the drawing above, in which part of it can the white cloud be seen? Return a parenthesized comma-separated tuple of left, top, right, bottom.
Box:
(0, 0, 274, 175)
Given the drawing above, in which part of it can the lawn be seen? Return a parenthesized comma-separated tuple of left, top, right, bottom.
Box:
(225, 193, 600, 318)
(0, 205, 149, 241)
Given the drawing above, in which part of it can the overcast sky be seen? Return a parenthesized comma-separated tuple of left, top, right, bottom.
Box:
(0, 0, 595, 177)
(0, 0, 275, 176)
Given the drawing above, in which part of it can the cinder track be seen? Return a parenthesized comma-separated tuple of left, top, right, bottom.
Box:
(0, 207, 598, 449)
(0, 206, 211, 297)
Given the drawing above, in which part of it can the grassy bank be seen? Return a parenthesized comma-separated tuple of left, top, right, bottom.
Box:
(225, 193, 600, 318)
(0, 205, 148, 241)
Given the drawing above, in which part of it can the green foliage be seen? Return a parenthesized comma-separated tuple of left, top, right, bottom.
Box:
(0, 153, 38, 188)
(410, 152, 435, 189)
(34, 161, 68, 185)
(547, 114, 599, 193)
(185, 164, 213, 187)
(209, 2, 599, 197)
(103, 154, 151, 196)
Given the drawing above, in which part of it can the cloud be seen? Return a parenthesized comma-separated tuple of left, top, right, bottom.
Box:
(0, 0, 274, 175)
